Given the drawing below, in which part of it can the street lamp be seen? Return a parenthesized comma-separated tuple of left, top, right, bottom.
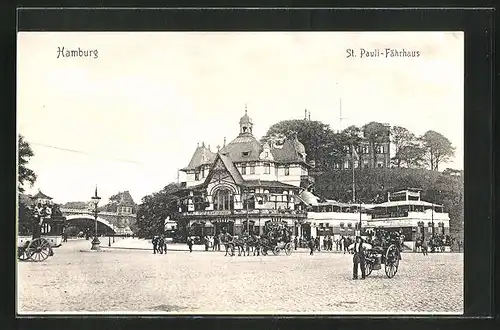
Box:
(90, 187, 101, 250)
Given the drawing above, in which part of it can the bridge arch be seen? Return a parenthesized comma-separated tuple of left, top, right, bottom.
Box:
(65, 214, 116, 234)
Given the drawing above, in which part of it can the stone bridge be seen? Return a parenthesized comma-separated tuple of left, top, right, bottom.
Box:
(60, 208, 136, 235)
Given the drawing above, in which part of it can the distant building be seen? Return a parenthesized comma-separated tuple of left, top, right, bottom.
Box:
(334, 124, 391, 170)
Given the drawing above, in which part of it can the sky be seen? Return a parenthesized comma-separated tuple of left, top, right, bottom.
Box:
(17, 31, 464, 205)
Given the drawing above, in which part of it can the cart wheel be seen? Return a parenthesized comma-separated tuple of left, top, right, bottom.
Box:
(284, 243, 293, 256)
(27, 238, 51, 262)
(384, 245, 400, 278)
(272, 246, 280, 256)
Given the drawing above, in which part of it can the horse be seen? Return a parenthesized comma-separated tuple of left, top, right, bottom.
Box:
(232, 236, 248, 256)
(220, 233, 235, 256)
(245, 235, 260, 256)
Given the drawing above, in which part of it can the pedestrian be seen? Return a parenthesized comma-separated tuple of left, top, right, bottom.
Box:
(352, 236, 366, 280)
(315, 237, 321, 252)
(308, 237, 315, 255)
(204, 235, 209, 251)
(163, 236, 168, 254)
(62, 226, 68, 242)
(421, 239, 428, 256)
(152, 236, 158, 254)
(294, 236, 298, 250)
(187, 237, 193, 253)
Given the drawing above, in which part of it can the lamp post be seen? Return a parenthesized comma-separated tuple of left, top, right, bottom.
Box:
(90, 187, 101, 250)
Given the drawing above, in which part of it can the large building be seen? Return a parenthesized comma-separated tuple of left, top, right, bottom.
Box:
(173, 110, 315, 237)
(334, 123, 392, 170)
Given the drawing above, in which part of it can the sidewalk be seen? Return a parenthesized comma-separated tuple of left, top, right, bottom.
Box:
(102, 238, 358, 254)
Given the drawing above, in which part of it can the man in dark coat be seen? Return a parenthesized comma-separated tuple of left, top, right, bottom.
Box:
(352, 236, 366, 280)
(187, 237, 193, 253)
(308, 237, 315, 255)
(293, 236, 298, 250)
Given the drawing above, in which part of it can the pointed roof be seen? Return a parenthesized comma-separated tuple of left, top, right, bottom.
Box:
(182, 145, 216, 171)
(216, 153, 245, 185)
(239, 106, 252, 125)
(31, 190, 53, 200)
(117, 190, 135, 206)
(270, 138, 307, 164)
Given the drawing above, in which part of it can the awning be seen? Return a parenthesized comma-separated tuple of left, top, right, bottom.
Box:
(299, 191, 319, 206)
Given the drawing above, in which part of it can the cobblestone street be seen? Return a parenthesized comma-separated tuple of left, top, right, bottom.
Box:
(17, 238, 463, 314)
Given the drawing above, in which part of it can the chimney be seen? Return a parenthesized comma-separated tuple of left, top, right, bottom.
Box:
(223, 137, 226, 146)
(304, 109, 307, 120)
(308, 111, 311, 121)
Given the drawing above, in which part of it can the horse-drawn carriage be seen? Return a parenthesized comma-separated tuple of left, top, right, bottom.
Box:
(220, 223, 293, 257)
(18, 201, 66, 262)
(362, 230, 403, 279)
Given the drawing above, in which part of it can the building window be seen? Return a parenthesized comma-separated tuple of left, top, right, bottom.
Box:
(284, 166, 290, 176)
(213, 189, 234, 210)
(241, 163, 247, 175)
(242, 151, 250, 157)
(265, 152, 269, 158)
(249, 164, 255, 174)
(201, 167, 205, 178)
(195, 172, 199, 180)
(377, 162, 383, 168)
(363, 160, 369, 168)
(264, 163, 270, 174)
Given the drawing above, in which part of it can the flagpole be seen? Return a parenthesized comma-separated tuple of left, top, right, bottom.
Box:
(352, 146, 356, 203)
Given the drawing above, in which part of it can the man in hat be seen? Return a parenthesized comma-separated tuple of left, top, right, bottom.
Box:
(350, 236, 367, 280)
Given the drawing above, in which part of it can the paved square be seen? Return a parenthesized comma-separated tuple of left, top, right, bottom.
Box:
(17, 238, 463, 314)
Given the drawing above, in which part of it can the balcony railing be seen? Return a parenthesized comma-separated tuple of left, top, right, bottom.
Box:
(176, 208, 307, 218)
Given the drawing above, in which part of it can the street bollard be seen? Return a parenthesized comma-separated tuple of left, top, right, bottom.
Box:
(113, 235, 115, 243)
(109, 235, 111, 247)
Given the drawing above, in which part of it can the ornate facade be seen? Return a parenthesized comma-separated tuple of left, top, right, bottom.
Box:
(174, 110, 315, 237)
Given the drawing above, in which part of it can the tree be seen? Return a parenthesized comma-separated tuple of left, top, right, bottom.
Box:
(398, 141, 426, 168)
(265, 120, 341, 170)
(18, 135, 37, 193)
(391, 126, 416, 167)
(135, 183, 180, 238)
(421, 130, 455, 171)
(362, 122, 391, 168)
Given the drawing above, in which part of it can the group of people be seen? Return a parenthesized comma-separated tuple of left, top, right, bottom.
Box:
(152, 235, 168, 254)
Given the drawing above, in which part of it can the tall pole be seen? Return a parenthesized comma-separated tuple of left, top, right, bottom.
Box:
(431, 202, 435, 236)
(352, 153, 356, 203)
(94, 202, 98, 238)
(359, 200, 362, 232)
(246, 190, 250, 233)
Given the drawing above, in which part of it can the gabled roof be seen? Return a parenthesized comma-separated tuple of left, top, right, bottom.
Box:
(182, 145, 216, 171)
(270, 138, 306, 164)
(218, 153, 244, 185)
(118, 190, 135, 205)
(200, 153, 245, 187)
(31, 190, 53, 200)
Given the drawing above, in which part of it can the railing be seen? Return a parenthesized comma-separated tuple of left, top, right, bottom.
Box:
(177, 209, 307, 218)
